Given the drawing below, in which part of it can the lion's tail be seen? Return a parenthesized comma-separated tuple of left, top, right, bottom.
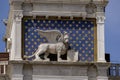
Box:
(24, 54, 35, 59)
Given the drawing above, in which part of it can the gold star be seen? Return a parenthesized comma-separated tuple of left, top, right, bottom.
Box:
(88, 25, 91, 27)
(76, 44, 79, 47)
(85, 47, 88, 50)
(34, 35, 37, 38)
(37, 39, 40, 42)
(43, 20, 46, 23)
(40, 24, 43, 26)
(34, 42, 37, 45)
(37, 20, 40, 23)
(70, 44, 73, 46)
(78, 21, 81, 24)
(25, 20, 28, 22)
(28, 29, 31, 32)
(28, 48, 31, 51)
(28, 23, 31, 26)
(76, 37, 79, 40)
(86, 54, 88, 57)
(91, 27, 94, 31)
(55, 21, 57, 23)
(85, 21, 87, 24)
(88, 44, 91, 47)
(48, 20, 51, 23)
(31, 39, 34, 41)
(79, 28, 81, 30)
(80, 47, 82, 50)
(63, 24, 66, 27)
(31, 20, 34, 23)
(25, 38, 28, 41)
(82, 44, 85, 47)
(82, 25, 85, 27)
(91, 22, 93, 24)
(82, 37, 85, 40)
(66, 21, 69, 24)
(79, 54, 82, 57)
(69, 24, 72, 27)
(82, 31, 85, 34)
(72, 21, 75, 24)
(28, 36, 31, 38)
(46, 24, 49, 26)
(73, 40, 76, 43)
(79, 34, 81, 37)
(76, 31, 79, 34)
(31, 45, 34, 48)
(76, 24, 79, 27)
(25, 45, 28, 48)
(25, 52, 28, 55)
(31, 32, 34, 35)
(28, 42, 31, 45)
(85, 41, 88, 44)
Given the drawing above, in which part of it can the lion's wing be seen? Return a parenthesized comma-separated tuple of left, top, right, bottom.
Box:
(36, 30, 62, 43)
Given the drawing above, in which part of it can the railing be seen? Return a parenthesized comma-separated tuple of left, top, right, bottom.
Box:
(108, 63, 120, 76)
(108, 63, 120, 80)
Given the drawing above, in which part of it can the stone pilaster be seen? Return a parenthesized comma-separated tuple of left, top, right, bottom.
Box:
(96, 12, 106, 62)
(10, 10, 23, 60)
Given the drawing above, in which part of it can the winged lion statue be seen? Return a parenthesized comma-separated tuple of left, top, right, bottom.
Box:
(24, 30, 69, 61)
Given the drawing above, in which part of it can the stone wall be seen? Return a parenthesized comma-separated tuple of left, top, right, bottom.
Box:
(108, 77, 120, 80)
(6, 0, 108, 62)
(8, 61, 110, 80)
(0, 75, 9, 80)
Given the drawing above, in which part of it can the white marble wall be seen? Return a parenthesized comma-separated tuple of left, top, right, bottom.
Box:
(8, 61, 110, 80)
(7, 0, 109, 80)
(8, 0, 108, 62)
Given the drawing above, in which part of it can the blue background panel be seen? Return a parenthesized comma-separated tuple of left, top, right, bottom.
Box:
(22, 18, 95, 62)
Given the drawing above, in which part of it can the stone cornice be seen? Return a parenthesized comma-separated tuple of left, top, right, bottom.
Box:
(10, 0, 108, 6)
(5, 0, 108, 39)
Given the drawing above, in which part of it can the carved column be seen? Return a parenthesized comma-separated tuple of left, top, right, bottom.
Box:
(12, 10, 23, 60)
(96, 12, 106, 62)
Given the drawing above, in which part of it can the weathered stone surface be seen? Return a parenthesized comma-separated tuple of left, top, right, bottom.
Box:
(8, 61, 110, 80)
(0, 75, 9, 80)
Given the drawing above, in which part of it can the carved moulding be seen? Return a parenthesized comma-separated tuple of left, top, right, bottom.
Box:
(86, 1, 97, 14)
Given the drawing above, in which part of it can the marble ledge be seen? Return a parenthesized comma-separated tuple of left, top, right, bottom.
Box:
(9, 60, 110, 66)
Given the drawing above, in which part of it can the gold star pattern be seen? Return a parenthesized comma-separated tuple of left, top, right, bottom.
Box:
(23, 19, 95, 61)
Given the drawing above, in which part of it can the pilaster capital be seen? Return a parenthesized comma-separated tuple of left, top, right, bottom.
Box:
(13, 10, 23, 22)
(96, 12, 105, 24)
(96, 16, 105, 24)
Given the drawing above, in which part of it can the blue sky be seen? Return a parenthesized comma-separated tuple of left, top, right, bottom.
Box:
(105, 0, 120, 62)
(0, 0, 120, 62)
